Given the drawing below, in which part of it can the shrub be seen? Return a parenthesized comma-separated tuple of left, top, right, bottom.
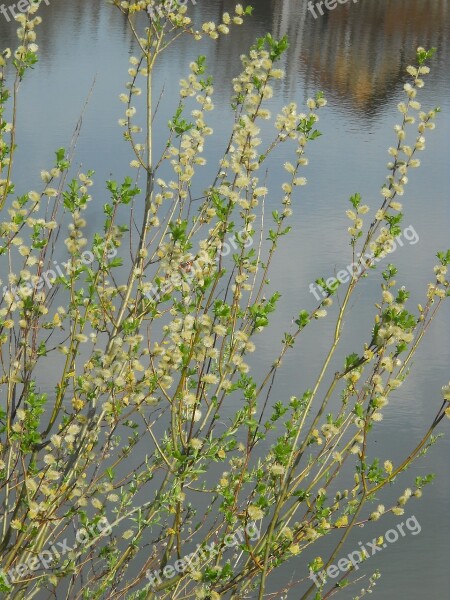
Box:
(0, 2, 449, 599)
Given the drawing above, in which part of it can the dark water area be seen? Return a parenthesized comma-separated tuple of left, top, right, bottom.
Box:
(0, 0, 449, 597)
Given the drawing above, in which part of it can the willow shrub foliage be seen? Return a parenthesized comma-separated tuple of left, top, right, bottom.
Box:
(0, 1, 449, 599)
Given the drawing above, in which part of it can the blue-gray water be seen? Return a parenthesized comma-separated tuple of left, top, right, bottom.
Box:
(0, 0, 449, 598)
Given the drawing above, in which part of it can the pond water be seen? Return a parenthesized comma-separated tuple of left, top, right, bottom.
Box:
(0, 0, 449, 598)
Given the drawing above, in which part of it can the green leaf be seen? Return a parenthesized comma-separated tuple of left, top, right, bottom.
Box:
(349, 192, 361, 209)
(344, 354, 360, 371)
(295, 310, 310, 329)
(108, 257, 123, 268)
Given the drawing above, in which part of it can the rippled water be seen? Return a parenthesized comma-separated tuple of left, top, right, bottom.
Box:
(0, 0, 449, 597)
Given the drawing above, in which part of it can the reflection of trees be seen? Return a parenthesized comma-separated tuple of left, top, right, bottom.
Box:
(272, 0, 450, 116)
(1, 0, 447, 116)
(195, 0, 450, 116)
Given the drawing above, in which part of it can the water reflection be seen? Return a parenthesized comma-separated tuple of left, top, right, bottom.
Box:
(177, 0, 450, 119)
(274, 0, 450, 115)
(1, 1, 449, 123)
